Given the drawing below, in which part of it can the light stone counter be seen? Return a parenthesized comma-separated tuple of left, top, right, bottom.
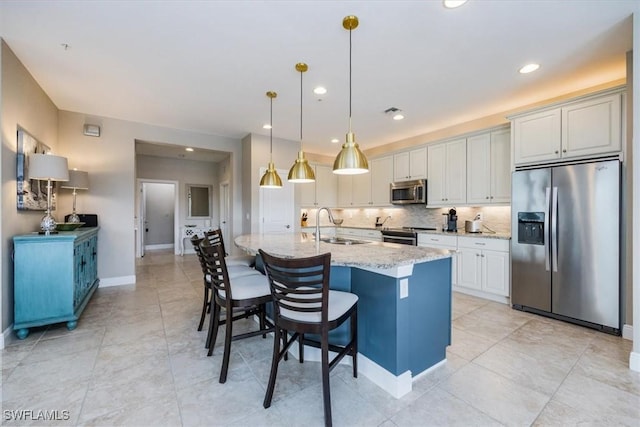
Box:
(417, 229, 512, 240)
(235, 232, 451, 270)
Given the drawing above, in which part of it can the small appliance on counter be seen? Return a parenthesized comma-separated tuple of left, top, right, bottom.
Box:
(442, 208, 457, 232)
(465, 214, 482, 233)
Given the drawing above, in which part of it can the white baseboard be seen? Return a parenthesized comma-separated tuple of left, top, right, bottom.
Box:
(452, 286, 510, 305)
(0, 325, 12, 349)
(630, 351, 640, 372)
(99, 275, 136, 287)
(622, 324, 633, 340)
(144, 243, 174, 250)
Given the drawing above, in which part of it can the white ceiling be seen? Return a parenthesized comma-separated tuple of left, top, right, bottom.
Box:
(0, 1, 637, 159)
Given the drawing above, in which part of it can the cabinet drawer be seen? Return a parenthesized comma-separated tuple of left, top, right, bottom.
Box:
(457, 236, 509, 252)
(417, 233, 457, 248)
(360, 230, 382, 240)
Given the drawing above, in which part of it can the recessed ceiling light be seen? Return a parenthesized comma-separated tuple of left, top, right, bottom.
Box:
(384, 107, 404, 120)
(185, 147, 194, 152)
(263, 124, 272, 129)
(393, 113, 405, 121)
(313, 86, 327, 95)
(331, 138, 339, 144)
(519, 63, 540, 74)
(443, 0, 468, 9)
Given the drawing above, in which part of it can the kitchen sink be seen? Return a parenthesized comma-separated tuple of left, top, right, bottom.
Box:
(319, 237, 369, 245)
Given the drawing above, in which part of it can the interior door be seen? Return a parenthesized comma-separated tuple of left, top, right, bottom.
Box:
(219, 182, 230, 243)
(259, 168, 294, 233)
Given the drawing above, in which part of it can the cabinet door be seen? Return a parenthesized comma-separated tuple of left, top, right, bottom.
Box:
(352, 172, 372, 206)
(513, 108, 561, 165)
(409, 147, 427, 179)
(299, 165, 318, 207)
(466, 133, 491, 204)
(444, 139, 467, 205)
(371, 156, 394, 206)
(337, 175, 353, 207)
(457, 248, 482, 290)
(315, 165, 337, 207)
(562, 93, 621, 158)
(482, 250, 510, 296)
(490, 129, 511, 203)
(393, 152, 410, 181)
(427, 143, 446, 206)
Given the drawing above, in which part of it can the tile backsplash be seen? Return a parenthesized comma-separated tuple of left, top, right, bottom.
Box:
(301, 205, 511, 234)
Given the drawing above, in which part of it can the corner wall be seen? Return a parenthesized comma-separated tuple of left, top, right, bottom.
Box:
(1, 40, 60, 338)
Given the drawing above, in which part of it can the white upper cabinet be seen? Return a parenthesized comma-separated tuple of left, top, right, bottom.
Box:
(427, 139, 466, 207)
(299, 164, 337, 207)
(512, 89, 623, 166)
(338, 155, 394, 207)
(371, 156, 394, 206)
(467, 129, 511, 204)
(393, 147, 427, 182)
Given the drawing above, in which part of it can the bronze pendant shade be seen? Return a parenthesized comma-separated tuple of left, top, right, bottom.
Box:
(333, 15, 369, 175)
(288, 63, 315, 183)
(260, 91, 283, 188)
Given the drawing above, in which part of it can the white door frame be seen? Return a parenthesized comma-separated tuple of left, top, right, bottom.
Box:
(219, 180, 231, 246)
(136, 178, 180, 257)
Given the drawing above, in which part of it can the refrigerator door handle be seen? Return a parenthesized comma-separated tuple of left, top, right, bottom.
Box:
(544, 187, 551, 271)
(551, 186, 559, 272)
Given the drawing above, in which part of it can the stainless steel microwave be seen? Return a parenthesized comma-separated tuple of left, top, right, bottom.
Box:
(390, 179, 427, 204)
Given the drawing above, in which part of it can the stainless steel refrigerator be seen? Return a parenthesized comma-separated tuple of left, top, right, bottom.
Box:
(511, 159, 620, 334)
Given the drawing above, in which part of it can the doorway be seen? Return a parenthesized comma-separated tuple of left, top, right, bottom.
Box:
(137, 179, 179, 257)
(259, 167, 295, 233)
(219, 181, 231, 246)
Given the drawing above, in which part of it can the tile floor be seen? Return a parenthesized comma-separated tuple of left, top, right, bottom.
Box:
(1, 249, 639, 426)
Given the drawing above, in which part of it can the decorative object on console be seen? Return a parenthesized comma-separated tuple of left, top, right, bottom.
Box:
(333, 15, 369, 175)
(260, 91, 283, 188)
(287, 62, 315, 183)
(28, 153, 69, 235)
(60, 169, 89, 223)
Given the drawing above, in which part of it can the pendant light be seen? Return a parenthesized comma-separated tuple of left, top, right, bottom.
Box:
(288, 62, 315, 183)
(260, 91, 283, 188)
(333, 15, 369, 175)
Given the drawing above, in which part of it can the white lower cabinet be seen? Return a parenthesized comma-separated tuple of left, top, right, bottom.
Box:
(336, 228, 382, 242)
(456, 236, 510, 301)
(417, 234, 457, 286)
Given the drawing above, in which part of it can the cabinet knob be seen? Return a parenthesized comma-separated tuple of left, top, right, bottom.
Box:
(490, 196, 494, 199)
(555, 150, 559, 154)
(562, 149, 567, 153)
(475, 253, 480, 257)
(486, 196, 489, 199)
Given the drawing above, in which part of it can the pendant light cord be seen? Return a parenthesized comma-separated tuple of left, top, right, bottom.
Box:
(349, 26, 352, 132)
(299, 68, 303, 149)
(269, 96, 273, 161)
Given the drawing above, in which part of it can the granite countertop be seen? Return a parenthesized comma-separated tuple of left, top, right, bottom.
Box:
(416, 228, 512, 240)
(235, 233, 452, 270)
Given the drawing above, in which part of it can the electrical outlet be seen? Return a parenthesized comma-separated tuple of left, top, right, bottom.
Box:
(477, 212, 484, 221)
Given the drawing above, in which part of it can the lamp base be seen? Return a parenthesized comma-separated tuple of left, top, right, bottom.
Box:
(68, 213, 81, 223)
(40, 213, 57, 235)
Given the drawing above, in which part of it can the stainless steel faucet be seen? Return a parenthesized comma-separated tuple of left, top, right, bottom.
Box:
(315, 207, 335, 241)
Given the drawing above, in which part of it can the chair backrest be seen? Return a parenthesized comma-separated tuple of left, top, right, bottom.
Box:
(200, 238, 232, 300)
(205, 229, 228, 256)
(190, 235, 207, 275)
(258, 249, 331, 324)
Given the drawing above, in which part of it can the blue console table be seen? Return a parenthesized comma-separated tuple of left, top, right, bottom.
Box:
(13, 227, 100, 339)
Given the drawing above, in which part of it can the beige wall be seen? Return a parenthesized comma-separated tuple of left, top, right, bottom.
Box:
(57, 111, 244, 284)
(1, 41, 60, 334)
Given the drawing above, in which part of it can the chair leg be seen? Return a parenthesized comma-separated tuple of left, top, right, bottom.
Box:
(351, 307, 358, 378)
(259, 304, 267, 338)
(298, 333, 304, 363)
(219, 311, 233, 383)
(197, 286, 209, 331)
(206, 301, 221, 355)
(321, 334, 332, 427)
(283, 329, 288, 362)
(263, 326, 282, 409)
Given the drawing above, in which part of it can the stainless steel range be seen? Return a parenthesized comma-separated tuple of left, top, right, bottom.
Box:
(381, 227, 437, 245)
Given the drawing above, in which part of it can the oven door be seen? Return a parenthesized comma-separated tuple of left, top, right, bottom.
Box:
(382, 235, 417, 246)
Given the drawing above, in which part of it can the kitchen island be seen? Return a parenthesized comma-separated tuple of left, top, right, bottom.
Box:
(235, 232, 453, 398)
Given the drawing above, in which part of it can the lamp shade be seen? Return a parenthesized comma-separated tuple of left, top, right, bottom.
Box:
(28, 154, 69, 181)
(333, 132, 369, 175)
(61, 170, 89, 190)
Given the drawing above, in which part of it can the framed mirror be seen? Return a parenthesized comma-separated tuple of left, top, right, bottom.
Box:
(187, 184, 211, 218)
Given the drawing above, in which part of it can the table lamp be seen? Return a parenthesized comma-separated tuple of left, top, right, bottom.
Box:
(28, 153, 69, 234)
(60, 169, 89, 223)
